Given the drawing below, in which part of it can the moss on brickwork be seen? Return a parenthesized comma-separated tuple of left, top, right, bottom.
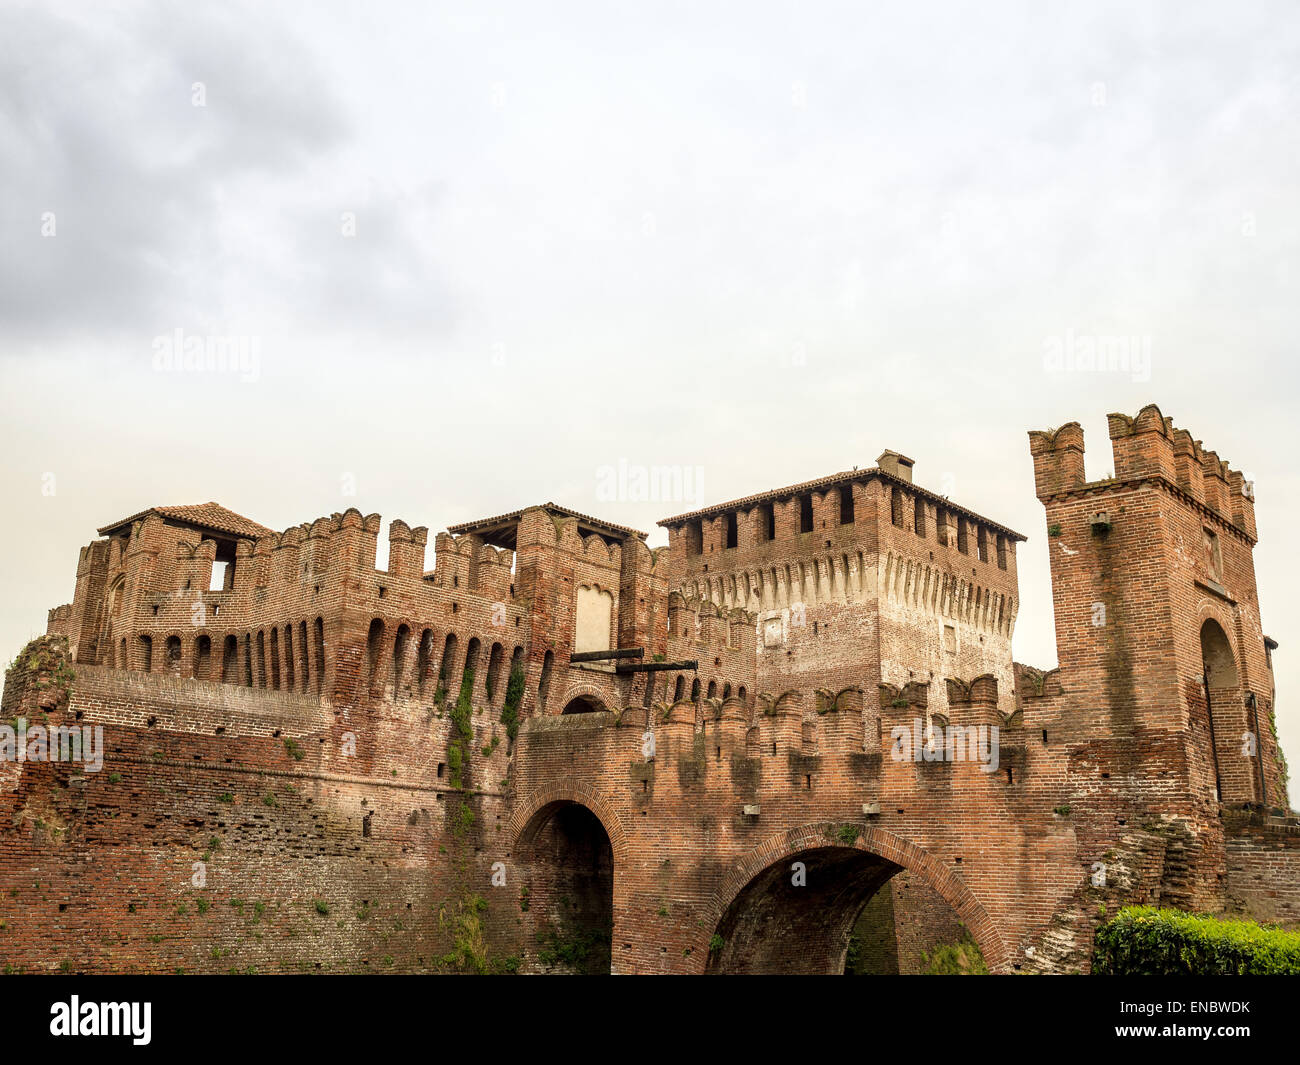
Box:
(447, 668, 475, 790)
(920, 926, 987, 975)
(499, 665, 525, 744)
(437, 893, 519, 974)
(4, 636, 75, 713)
(534, 919, 611, 974)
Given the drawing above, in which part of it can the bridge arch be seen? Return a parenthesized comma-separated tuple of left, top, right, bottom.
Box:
(510, 787, 628, 974)
(704, 822, 1010, 974)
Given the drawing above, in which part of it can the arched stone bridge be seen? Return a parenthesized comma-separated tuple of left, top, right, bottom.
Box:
(502, 697, 1078, 975)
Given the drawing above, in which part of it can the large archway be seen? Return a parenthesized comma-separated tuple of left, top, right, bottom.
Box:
(514, 799, 615, 974)
(708, 845, 900, 973)
(705, 824, 1008, 974)
(1200, 618, 1250, 801)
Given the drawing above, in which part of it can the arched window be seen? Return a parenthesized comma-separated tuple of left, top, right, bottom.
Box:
(438, 633, 458, 697)
(243, 633, 254, 687)
(195, 635, 212, 680)
(139, 635, 153, 673)
(221, 635, 238, 683)
(690, 678, 701, 702)
(674, 675, 685, 702)
(392, 624, 411, 696)
(269, 628, 281, 689)
(165, 635, 182, 674)
(313, 618, 326, 693)
(462, 637, 481, 697)
(538, 650, 554, 711)
(299, 620, 310, 690)
(1201, 619, 1248, 802)
(256, 630, 268, 687)
(486, 643, 504, 702)
(416, 629, 434, 695)
(283, 625, 295, 691)
(365, 619, 385, 696)
(707, 680, 717, 699)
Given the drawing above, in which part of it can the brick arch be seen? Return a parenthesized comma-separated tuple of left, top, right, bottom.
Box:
(704, 822, 1011, 973)
(1195, 603, 1240, 664)
(508, 784, 630, 869)
(554, 682, 613, 715)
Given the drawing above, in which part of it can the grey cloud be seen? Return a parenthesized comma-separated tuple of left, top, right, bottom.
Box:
(0, 1, 454, 343)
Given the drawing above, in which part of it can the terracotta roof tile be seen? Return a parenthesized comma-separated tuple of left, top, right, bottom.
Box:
(98, 503, 273, 540)
(448, 503, 646, 540)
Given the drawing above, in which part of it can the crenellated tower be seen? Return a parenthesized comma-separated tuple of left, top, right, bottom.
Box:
(1029, 404, 1285, 811)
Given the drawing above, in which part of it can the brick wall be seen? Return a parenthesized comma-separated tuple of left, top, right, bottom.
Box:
(3, 404, 1289, 975)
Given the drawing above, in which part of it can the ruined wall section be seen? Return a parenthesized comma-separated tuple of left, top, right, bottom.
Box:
(0, 639, 523, 974)
(44, 509, 541, 736)
(1222, 807, 1300, 930)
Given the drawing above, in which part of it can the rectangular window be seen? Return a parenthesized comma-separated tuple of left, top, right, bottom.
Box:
(799, 495, 813, 533)
(839, 485, 854, 524)
(1203, 528, 1223, 583)
(914, 498, 926, 537)
(725, 512, 737, 549)
(209, 561, 228, 591)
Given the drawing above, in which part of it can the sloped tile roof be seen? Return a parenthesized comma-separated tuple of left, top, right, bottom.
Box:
(98, 503, 274, 540)
(448, 502, 647, 540)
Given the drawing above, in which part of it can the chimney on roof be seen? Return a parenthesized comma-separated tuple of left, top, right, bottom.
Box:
(877, 450, 915, 484)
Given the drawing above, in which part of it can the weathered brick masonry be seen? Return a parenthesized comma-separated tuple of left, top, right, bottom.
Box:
(2, 404, 1294, 974)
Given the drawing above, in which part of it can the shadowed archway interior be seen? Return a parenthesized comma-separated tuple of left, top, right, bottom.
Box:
(708, 846, 907, 973)
(561, 694, 606, 715)
(517, 801, 613, 973)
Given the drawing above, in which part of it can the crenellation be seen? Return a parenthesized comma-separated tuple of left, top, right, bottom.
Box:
(4, 406, 1290, 976)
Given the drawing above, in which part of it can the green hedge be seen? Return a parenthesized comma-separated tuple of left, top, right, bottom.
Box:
(1093, 906, 1300, 975)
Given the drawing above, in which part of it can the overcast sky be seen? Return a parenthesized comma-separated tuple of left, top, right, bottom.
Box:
(1, 0, 1296, 783)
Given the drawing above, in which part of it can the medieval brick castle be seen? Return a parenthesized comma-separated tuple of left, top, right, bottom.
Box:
(1, 403, 1294, 973)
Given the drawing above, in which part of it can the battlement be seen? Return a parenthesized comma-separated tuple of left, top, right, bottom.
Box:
(1030, 405, 1256, 539)
(7, 406, 1292, 977)
(1027, 422, 1086, 498)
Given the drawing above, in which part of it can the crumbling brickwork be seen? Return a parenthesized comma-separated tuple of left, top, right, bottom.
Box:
(4, 408, 1293, 974)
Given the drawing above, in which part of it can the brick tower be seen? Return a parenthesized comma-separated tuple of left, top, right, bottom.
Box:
(1029, 404, 1286, 822)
